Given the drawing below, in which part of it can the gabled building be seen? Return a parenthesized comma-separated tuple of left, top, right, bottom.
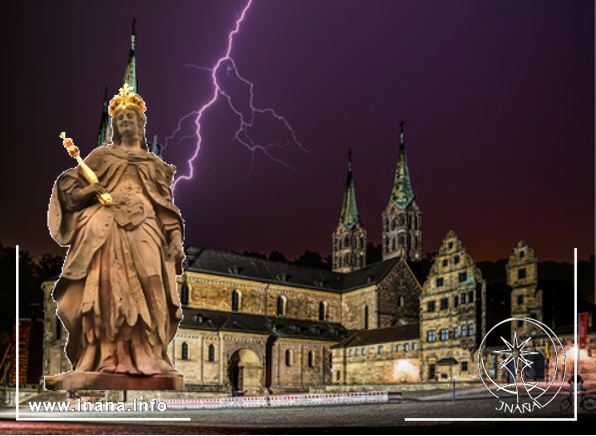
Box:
(419, 231, 487, 381)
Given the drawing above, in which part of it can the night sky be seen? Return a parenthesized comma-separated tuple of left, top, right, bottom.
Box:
(4, 0, 594, 262)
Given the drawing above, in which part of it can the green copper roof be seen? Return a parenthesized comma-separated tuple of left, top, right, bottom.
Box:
(391, 122, 415, 209)
(339, 152, 361, 230)
(122, 19, 138, 93)
(96, 87, 111, 146)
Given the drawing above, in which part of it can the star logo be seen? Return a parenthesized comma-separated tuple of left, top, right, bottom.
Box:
(494, 331, 540, 382)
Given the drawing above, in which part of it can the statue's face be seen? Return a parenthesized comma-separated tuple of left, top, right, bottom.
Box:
(115, 108, 141, 139)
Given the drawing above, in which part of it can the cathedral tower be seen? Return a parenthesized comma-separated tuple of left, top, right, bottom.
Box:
(332, 151, 367, 273)
(382, 121, 422, 261)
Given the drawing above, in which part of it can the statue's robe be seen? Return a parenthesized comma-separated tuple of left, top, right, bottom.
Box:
(48, 144, 184, 375)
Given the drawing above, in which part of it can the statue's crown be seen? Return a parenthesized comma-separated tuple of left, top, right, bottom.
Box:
(108, 83, 146, 117)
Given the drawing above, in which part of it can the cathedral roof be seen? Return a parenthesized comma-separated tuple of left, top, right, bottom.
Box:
(331, 323, 420, 348)
(180, 307, 347, 342)
(390, 121, 415, 209)
(338, 150, 361, 230)
(185, 248, 430, 293)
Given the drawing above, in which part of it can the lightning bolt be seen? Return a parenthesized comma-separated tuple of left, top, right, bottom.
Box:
(168, 0, 307, 193)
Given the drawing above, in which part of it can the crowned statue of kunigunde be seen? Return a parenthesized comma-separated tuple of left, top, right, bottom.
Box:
(46, 84, 185, 390)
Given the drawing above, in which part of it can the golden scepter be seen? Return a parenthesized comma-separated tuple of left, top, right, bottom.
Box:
(59, 132, 113, 206)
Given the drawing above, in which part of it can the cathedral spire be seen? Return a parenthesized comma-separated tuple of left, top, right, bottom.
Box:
(339, 149, 361, 230)
(391, 120, 415, 209)
(96, 86, 111, 146)
(123, 18, 138, 92)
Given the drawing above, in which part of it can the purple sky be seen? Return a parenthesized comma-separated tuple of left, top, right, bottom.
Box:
(4, 0, 594, 262)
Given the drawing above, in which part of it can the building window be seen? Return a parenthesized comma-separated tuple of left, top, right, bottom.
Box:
(378, 345, 384, 354)
(454, 326, 459, 338)
(319, 301, 328, 321)
(440, 298, 448, 310)
(347, 349, 352, 357)
(468, 323, 474, 336)
(412, 342, 417, 350)
(355, 348, 359, 356)
(439, 328, 449, 341)
(208, 344, 216, 362)
(448, 242, 453, 249)
(517, 320, 523, 327)
(517, 295, 524, 305)
(454, 296, 459, 307)
(461, 292, 467, 304)
(436, 277, 444, 287)
(361, 348, 366, 355)
(404, 343, 410, 351)
(180, 281, 189, 305)
(181, 342, 189, 360)
(427, 330, 436, 342)
(231, 289, 241, 312)
(461, 324, 467, 337)
(277, 296, 287, 316)
(364, 305, 369, 329)
(336, 371, 341, 381)
(427, 301, 436, 312)
(461, 361, 468, 372)
(442, 259, 448, 267)
(458, 271, 467, 282)
(520, 250, 525, 258)
(285, 350, 292, 367)
(518, 268, 527, 279)
(467, 291, 474, 303)
(454, 255, 460, 264)
(395, 344, 400, 352)
(308, 351, 315, 368)
(398, 296, 405, 307)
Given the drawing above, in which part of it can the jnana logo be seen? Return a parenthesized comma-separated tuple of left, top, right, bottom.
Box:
(478, 318, 567, 414)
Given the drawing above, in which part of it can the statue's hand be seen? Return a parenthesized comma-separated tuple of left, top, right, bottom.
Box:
(71, 184, 108, 208)
(167, 230, 183, 261)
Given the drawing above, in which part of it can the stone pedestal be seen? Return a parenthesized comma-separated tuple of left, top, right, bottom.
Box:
(44, 372, 184, 391)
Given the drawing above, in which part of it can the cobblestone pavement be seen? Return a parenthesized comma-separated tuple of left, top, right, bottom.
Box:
(1, 394, 596, 434)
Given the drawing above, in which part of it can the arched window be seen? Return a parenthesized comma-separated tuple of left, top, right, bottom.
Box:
(308, 351, 315, 368)
(319, 301, 328, 321)
(364, 305, 369, 329)
(344, 236, 350, 247)
(285, 350, 292, 367)
(55, 317, 62, 341)
(391, 238, 396, 251)
(398, 296, 405, 307)
(181, 342, 189, 360)
(277, 296, 287, 316)
(344, 253, 350, 266)
(208, 344, 216, 362)
(398, 214, 405, 226)
(180, 281, 189, 305)
(231, 289, 241, 312)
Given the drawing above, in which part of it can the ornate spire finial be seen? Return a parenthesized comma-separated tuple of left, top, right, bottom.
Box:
(399, 120, 405, 149)
(348, 148, 352, 171)
(131, 18, 136, 50)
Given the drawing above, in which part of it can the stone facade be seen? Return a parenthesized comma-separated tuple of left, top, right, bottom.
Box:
(332, 326, 421, 385)
(419, 231, 486, 382)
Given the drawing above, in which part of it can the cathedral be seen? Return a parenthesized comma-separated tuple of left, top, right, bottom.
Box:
(41, 25, 570, 395)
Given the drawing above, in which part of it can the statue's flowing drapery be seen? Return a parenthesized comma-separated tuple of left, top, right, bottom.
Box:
(48, 145, 184, 375)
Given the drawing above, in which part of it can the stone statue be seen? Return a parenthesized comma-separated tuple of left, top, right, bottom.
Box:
(46, 85, 185, 390)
